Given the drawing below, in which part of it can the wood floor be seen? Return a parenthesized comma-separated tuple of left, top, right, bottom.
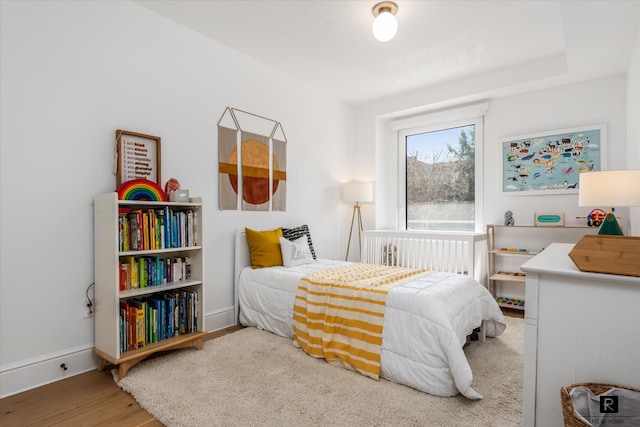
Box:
(0, 326, 242, 427)
(1, 309, 523, 427)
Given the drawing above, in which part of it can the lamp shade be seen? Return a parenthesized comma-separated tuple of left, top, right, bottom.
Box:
(578, 170, 640, 207)
(343, 182, 373, 204)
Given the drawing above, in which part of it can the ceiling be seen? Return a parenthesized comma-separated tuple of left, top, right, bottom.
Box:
(134, 0, 639, 106)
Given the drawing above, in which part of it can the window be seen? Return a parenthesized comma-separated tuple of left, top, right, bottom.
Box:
(398, 115, 484, 232)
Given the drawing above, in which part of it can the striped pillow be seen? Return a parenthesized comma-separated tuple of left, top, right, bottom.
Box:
(282, 224, 317, 260)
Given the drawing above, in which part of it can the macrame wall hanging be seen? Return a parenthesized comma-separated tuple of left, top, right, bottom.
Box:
(217, 107, 287, 211)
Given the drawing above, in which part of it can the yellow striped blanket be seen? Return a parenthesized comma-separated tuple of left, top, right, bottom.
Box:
(292, 262, 429, 380)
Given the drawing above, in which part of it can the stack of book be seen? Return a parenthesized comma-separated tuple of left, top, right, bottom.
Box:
(118, 256, 191, 290)
(118, 207, 197, 252)
(119, 290, 199, 352)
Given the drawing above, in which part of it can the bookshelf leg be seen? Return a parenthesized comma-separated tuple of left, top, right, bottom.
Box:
(104, 333, 207, 380)
(118, 363, 130, 380)
(118, 355, 147, 380)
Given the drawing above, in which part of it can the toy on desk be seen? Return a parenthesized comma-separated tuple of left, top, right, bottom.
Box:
(164, 177, 181, 194)
(504, 210, 515, 226)
(495, 297, 525, 307)
(164, 177, 190, 202)
(497, 271, 526, 277)
(575, 208, 622, 227)
(116, 178, 167, 201)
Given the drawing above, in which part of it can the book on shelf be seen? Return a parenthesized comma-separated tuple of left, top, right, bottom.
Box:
(185, 290, 198, 333)
(145, 296, 165, 342)
(154, 209, 164, 249)
(126, 210, 142, 251)
(149, 305, 158, 344)
(164, 293, 176, 338)
(177, 291, 186, 334)
(128, 299, 146, 349)
(142, 212, 150, 251)
(180, 211, 186, 247)
(185, 257, 191, 279)
(128, 305, 137, 349)
(119, 301, 131, 351)
(119, 263, 128, 291)
(137, 257, 146, 288)
(119, 213, 131, 252)
(119, 304, 127, 353)
(119, 314, 124, 353)
(149, 210, 156, 249)
(129, 256, 138, 289)
(193, 210, 198, 246)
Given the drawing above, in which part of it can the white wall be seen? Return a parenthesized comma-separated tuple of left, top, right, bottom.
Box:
(0, 0, 353, 397)
(483, 75, 628, 228)
(627, 12, 640, 235)
(355, 75, 631, 234)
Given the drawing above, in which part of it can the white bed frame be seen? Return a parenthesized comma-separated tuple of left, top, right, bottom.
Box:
(361, 230, 488, 283)
(234, 229, 252, 324)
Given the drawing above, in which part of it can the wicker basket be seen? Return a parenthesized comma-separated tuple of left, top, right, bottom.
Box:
(561, 382, 640, 427)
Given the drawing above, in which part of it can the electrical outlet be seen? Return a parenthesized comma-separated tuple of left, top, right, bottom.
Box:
(83, 299, 95, 319)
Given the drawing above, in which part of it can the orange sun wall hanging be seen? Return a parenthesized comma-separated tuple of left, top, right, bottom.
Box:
(217, 107, 287, 211)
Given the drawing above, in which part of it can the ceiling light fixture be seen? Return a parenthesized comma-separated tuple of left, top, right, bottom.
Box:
(372, 2, 398, 42)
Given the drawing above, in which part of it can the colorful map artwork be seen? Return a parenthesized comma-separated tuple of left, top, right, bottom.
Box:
(502, 127, 602, 194)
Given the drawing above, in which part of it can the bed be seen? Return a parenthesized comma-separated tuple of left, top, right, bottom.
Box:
(234, 228, 506, 399)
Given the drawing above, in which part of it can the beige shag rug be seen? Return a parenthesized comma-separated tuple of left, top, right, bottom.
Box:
(115, 316, 523, 426)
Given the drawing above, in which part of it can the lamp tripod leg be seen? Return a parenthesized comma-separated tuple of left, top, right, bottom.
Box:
(357, 205, 363, 258)
(345, 204, 358, 261)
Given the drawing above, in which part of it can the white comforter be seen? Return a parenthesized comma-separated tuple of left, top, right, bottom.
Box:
(238, 259, 506, 399)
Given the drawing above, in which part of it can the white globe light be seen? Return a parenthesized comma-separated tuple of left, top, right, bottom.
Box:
(372, 10, 398, 42)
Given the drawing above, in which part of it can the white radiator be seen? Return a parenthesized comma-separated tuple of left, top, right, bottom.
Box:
(361, 230, 488, 284)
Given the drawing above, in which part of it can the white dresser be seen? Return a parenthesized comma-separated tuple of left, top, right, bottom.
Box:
(520, 243, 640, 427)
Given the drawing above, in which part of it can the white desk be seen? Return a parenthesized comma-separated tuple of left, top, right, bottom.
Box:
(520, 243, 640, 427)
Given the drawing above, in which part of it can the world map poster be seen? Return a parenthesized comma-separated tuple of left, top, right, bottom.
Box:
(501, 125, 604, 195)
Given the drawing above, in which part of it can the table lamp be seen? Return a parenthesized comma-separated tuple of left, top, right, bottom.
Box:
(578, 170, 640, 235)
(570, 169, 640, 277)
(343, 182, 373, 261)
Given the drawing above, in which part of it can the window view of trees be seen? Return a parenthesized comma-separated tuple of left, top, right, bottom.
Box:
(406, 125, 475, 231)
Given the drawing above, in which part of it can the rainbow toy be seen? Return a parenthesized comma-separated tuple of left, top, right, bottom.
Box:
(116, 179, 168, 202)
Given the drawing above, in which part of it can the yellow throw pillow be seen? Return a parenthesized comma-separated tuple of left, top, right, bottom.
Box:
(245, 227, 284, 268)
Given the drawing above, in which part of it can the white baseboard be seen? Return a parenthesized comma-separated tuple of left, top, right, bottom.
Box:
(0, 307, 236, 398)
(0, 345, 98, 399)
(204, 306, 237, 332)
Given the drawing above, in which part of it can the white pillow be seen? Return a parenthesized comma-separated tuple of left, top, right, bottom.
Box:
(280, 236, 315, 267)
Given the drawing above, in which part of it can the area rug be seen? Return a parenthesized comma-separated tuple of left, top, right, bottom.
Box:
(115, 316, 523, 426)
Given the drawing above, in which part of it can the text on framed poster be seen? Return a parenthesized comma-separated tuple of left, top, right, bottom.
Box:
(116, 130, 162, 187)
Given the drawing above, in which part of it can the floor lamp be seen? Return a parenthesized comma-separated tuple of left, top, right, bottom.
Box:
(343, 182, 373, 261)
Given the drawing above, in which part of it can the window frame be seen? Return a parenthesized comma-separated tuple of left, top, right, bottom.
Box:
(397, 115, 484, 232)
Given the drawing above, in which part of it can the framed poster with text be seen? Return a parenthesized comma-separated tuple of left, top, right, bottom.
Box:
(116, 129, 161, 187)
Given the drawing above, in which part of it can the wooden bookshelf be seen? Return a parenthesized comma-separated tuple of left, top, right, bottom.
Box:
(487, 224, 597, 312)
(93, 192, 206, 379)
